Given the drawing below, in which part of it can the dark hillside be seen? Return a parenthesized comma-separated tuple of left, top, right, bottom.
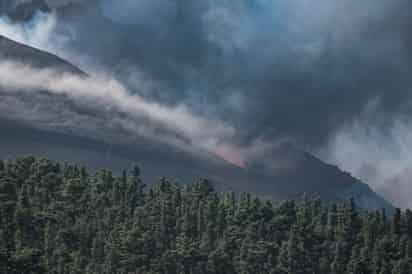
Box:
(0, 35, 392, 212)
(0, 35, 84, 74)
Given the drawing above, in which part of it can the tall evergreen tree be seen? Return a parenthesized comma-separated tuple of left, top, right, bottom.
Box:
(0, 156, 411, 274)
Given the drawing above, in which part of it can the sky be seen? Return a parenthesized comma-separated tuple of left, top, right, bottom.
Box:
(0, 0, 412, 207)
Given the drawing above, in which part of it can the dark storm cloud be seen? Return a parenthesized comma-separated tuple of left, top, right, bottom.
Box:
(34, 0, 411, 145)
(1, 0, 412, 207)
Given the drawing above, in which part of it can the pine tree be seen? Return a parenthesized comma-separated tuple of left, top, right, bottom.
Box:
(1, 156, 412, 274)
(392, 208, 402, 234)
(331, 241, 348, 274)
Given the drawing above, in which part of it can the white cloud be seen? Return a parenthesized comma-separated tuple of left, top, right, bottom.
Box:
(0, 61, 253, 166)
(321, 102, 412, 208)
(0, 12, 59, 52)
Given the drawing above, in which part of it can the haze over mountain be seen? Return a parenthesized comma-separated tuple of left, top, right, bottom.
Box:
(0, 35, 392, 212)
(3, 3, 412, 274)
(0, 0, 411, 208)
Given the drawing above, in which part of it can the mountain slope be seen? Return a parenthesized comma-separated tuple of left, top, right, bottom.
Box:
(0, 35, 84, 74)
(0, 123, 393, 212)
(0, 36, 393, 212)
(245, 143, 393, 210)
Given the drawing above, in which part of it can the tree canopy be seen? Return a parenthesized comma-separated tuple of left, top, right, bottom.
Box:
(0, 156, 411, 273)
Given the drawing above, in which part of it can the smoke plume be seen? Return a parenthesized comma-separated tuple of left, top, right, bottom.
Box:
(321, 100, 412, 208)
(0, 61, 255, 166)
(1, 0, 412, 206)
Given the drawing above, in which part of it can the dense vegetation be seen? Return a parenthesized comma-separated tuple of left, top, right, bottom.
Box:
(0, 157, 411, 273)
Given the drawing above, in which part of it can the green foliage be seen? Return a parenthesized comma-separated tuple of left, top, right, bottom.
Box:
(0, 157, 411, 273)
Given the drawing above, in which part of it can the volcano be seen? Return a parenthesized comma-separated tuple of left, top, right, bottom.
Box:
(0, 35, 393, 212)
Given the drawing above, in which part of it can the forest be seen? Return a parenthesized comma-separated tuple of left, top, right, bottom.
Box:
(0, 156, 411, 274)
